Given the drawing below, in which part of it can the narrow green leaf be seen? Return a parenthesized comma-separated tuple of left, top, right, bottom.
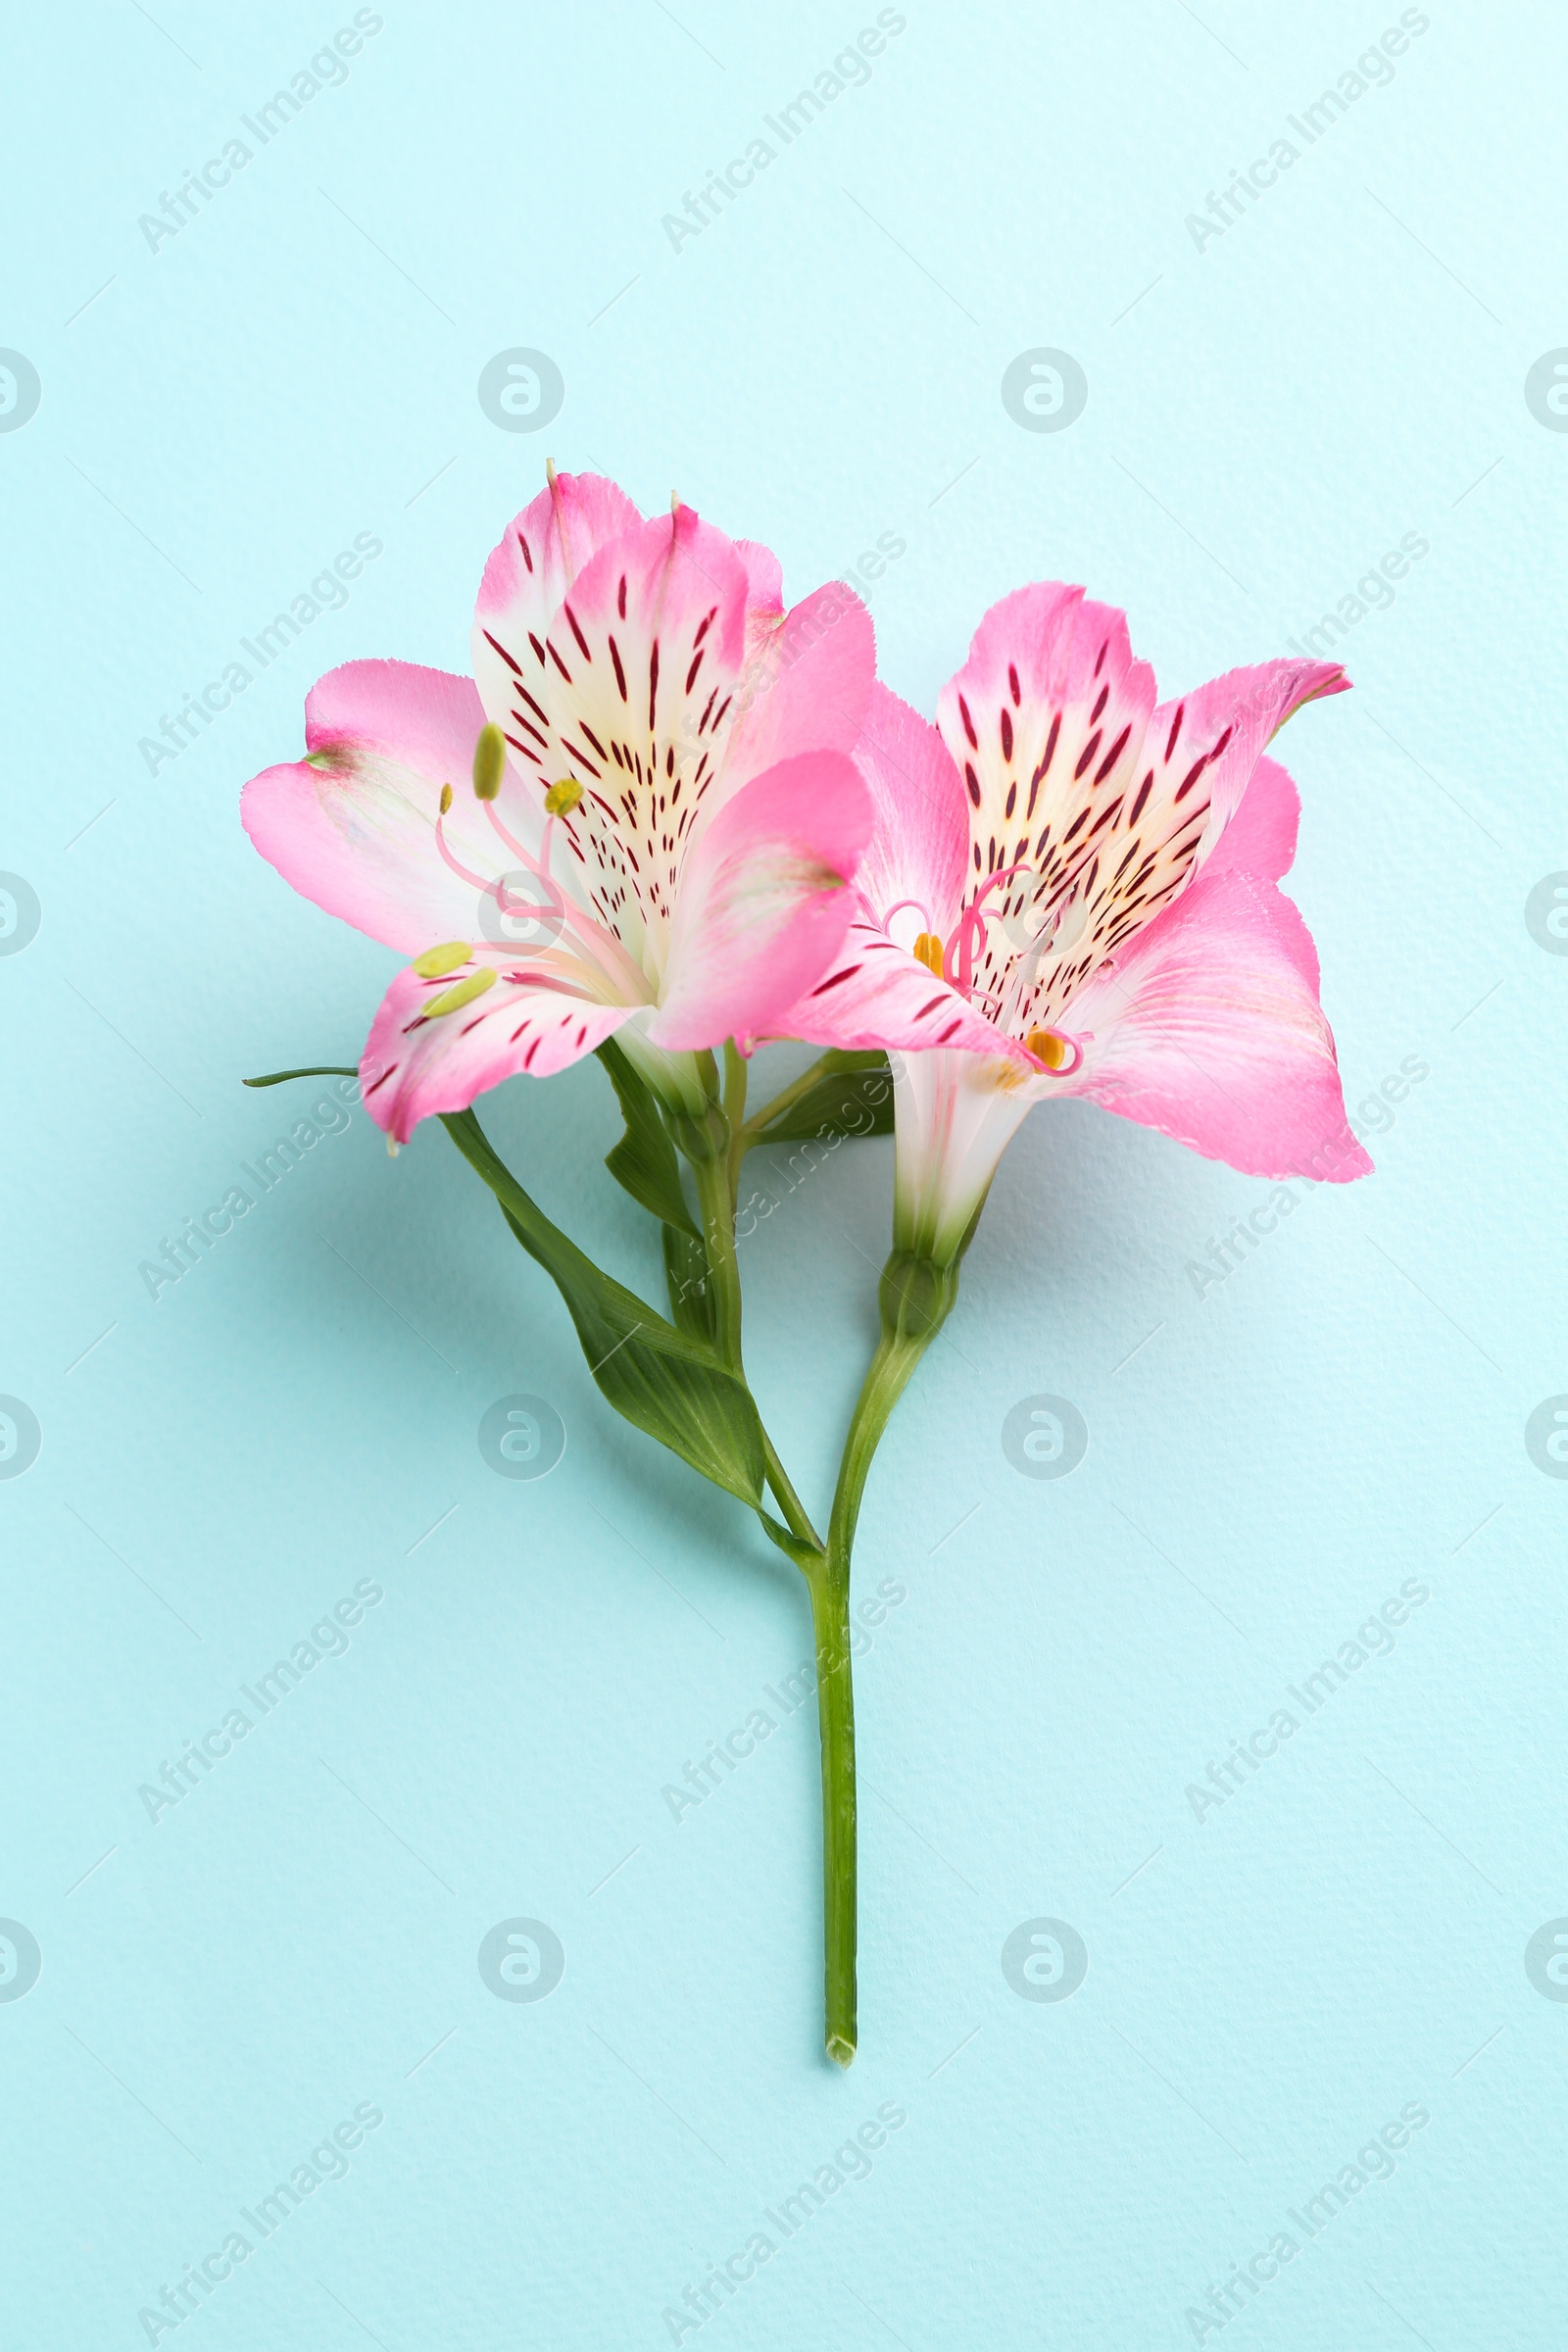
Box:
(749, 1051, 895, 1145)
(596, 1037, 698, 1235)
(442, 1107, 764, 1506)
(244, 1064, 359, 1087)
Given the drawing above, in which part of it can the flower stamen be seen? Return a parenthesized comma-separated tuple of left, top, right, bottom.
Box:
(472, 723, 507, 802)
(1024, 1025, 1084, 1076)
(425, 967, 497, 1018)
(411, 941, 471, 979)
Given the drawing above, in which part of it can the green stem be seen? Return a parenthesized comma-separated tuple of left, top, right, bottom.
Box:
(739, 1051, 838, 1150)
(805, 1550, 858, 2067)
(685, 1099, 824, 1555)
(722, 1040, 749, 1203)
(810, 1247, 964, 2068)
(690, 1147, 744, 1372)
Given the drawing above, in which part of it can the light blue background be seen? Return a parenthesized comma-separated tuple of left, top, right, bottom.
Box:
(4, 1, 1565, 2344)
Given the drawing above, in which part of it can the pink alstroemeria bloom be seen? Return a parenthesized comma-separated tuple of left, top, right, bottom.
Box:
(243, 472, 875, 1141)
(779, 584, 1371, 1262)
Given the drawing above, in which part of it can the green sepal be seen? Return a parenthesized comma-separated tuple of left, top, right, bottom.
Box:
(595, 1038, 698, 1236)
(243, 1064, 359, 1087)
(442, 1106, 765, 1507)
(662, 1222, 721, 1349)
(748, 1051, 895, 1145)
(878, 1248, 963, 1347)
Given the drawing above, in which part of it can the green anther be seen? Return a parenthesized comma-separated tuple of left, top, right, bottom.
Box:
(544, 776, 583, 816)
(425, 967, 497, 1017)
(439, 782, 453, 814)
(472, 723, 507, 802)
(412, 941, 471, 979)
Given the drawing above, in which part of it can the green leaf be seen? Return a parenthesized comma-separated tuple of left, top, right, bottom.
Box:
(442, 1106, 765, 1506)
(595, 1038, 697, 1235)
(758, 1511, 823, 1575)
(662, 1222, 721, 1348)
(244, 1064, 359, 1087)
(748, 1051, 895, 1145)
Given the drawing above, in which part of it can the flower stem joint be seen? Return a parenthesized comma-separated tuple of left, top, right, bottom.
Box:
(878, 1250, 962, 1348)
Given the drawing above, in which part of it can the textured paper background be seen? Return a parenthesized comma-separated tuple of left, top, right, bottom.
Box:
(3, 1, 1565, 2344)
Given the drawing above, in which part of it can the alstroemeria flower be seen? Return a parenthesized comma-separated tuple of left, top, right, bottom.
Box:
(779, 584, 1371, 1261)
(243, 471, 875, 1141)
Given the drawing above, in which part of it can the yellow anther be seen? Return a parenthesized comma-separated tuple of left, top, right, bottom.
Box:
(545, 776, 584, 816)
(439, 782, 453, 814)
(412, 941, 471, 979)
(911, 931, 945, 975)
(471, 723, 507, 802)
(425, 967, 497, 1017)
(1026, 1027, 1069, 1069)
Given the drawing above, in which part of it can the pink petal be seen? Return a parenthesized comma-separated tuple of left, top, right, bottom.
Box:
(241, 660, 522, 956)
(647, 751, 873, 1052)
(936, 582, 1157, 872)
(778, 917, 1033, 1061)
(473, 470, 643, 675)
(362, 956, 634, 1145)
(852, 682, 971, 931)
(469, 502, 756, 956)
(723, 578, 877, 781)
(932, 584, 1160, 1028)
(734, 537, 785, 647)
(473, 498, 750, 779)
(1204, 752, 1299, 884)
(1060, 835, 1370, 1183)
(769, 687, 1030, 1061)
(1151, 657, 1348, 871)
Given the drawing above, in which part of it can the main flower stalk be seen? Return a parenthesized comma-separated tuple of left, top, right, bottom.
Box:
(810, 1247, 962, 2064)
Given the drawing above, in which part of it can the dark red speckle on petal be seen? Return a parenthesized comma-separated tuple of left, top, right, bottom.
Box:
(1093, 724, 1130, 785)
